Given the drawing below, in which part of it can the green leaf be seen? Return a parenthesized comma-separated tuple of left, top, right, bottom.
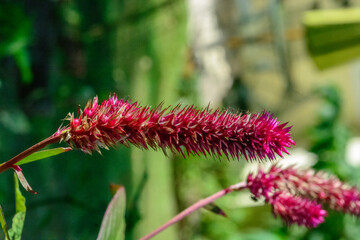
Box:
(14, 170, 37, 194)
(97, 186, 126, 240)
(303, 8, 360, 69)
(0, 205, 10, 240)
(109, 183, 123, 197)
(8, 173, 26, 240)
(203, 202, 227, 217)
(15, 147, 72, 166)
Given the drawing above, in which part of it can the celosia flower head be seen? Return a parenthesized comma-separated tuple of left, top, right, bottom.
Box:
(56, 95, 295, 161)
(265, 166, 360, 216)
(246, 165, 360, 227)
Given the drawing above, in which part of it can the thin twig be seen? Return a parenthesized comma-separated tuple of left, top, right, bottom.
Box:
(139, 182, 247, 240)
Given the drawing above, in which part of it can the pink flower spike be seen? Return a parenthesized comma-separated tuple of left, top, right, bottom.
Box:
(271, 192, 327, 228)
(58, 95, 295, 161)
(247, 165, 360, 217)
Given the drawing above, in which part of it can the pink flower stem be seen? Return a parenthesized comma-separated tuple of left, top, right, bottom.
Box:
(139, 182, 247, 240)
(0, 134, 62, 174)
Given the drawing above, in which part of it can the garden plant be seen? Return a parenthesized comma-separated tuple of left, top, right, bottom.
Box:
(1, 95, 359, 240)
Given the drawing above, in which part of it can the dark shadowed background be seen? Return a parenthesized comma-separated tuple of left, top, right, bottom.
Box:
(1, 0, 360, 239)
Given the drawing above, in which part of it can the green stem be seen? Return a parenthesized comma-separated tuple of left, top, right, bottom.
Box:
(0, 134, 62, 174)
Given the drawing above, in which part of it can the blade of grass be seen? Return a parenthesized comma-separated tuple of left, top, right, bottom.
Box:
(97, 186, 126, 240)
(0, 205, 10, 240)
(8, 173, 26, 240)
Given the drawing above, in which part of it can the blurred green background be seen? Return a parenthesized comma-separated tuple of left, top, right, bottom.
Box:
(1, 0, 360, 239)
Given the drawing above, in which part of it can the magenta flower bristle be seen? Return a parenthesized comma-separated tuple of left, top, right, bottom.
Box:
(57, 95, 295, 161)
